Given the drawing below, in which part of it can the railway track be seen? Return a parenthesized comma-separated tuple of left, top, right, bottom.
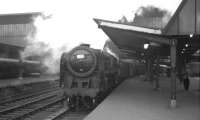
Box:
(0, 85, 60, 105)
(0, 78, 121, 120)
(0, 89, 63, 120)
(39, 107, 90, 120)
(55, 110, 89, 120)
(39, 79, 124, 120)
(0, 80, 60, 105)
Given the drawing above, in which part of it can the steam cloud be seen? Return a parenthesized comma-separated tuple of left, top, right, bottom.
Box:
(22, 14, 81, 74)
(134, 6, 171, 28)
(118, 5, 171, 29)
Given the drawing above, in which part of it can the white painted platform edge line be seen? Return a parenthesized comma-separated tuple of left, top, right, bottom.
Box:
(43, 107, 68, 120)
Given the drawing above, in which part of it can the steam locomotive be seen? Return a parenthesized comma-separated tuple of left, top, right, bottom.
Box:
(60, 44, 121, 108)
(60, 44, 145, 109)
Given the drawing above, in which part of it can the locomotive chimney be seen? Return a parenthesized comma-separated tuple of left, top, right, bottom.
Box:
(80, 43, 90, 47)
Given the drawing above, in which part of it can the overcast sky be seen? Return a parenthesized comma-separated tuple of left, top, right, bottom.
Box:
(1, 0, 182, 50)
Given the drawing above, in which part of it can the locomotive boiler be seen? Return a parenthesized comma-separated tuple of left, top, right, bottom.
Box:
(60, 44, 119, 109)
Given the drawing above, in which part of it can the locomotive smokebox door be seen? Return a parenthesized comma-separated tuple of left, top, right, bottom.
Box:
(67, 46, 97, 77)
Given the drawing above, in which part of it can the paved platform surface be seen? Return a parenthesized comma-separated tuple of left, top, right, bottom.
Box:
(84, 76, 200, 120)
(0, 75, 59, 88)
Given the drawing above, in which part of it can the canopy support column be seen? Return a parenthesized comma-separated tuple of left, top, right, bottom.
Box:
(145, 56, 153, 82)
(170, 39, 177, 108)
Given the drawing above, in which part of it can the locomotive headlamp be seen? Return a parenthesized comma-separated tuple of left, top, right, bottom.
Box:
(144, 44, 149, 49)
(77, 54, 85, 59)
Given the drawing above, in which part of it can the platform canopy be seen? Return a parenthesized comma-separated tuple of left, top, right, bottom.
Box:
(94, 18, 179, 106)
(94, 19, 172, 58)
(163, 0, 200, 35)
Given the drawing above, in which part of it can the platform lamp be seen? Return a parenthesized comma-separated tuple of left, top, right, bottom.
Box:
(189, 34, 193, 38)
(144, 43, 149, 50)
(144, 43, 150, 82)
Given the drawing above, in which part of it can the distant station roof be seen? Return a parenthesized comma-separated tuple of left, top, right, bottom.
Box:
(0, 12, 41, 47)
(0, 12, 41, 25)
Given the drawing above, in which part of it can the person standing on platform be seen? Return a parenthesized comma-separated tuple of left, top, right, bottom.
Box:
(183, 71, 190, 91)
(179, 66, 190, 91)
(153, 56, 160, 91)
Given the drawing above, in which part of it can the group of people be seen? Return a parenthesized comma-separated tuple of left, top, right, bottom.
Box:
(152, 63, 190, 91)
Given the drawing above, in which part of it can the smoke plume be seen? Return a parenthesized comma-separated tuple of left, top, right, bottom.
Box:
(22, 13, 81, 74)
(134, 6, 171, 28)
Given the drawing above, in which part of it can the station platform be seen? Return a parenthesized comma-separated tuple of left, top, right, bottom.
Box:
(84, 76, 200, 120)
(0, 75, 59, 88)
